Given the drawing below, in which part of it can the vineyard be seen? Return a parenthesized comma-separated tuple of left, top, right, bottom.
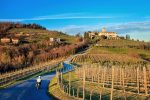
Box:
(49, 40, 150, 100)
(96, 39, 150, 49)
(71, 54, 145, 64)
(56, 63, 150, 100)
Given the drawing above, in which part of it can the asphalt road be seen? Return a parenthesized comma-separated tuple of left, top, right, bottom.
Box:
(0, 71, 56, 100)
(0, 56, 74, 100)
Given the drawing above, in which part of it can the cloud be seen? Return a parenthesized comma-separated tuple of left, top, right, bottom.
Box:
(127, 31, 150, 41)
(107, 21, 150, 33)
(52, 24, 101, 35)
(54, 21, 150, 41)
(0, 13, 114, 22)
(0, 13, 149, 41)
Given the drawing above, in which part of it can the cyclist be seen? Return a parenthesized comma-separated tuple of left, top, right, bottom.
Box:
(36, 76, 41, 89)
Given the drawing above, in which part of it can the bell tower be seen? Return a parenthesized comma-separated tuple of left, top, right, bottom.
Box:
(102, 27, 106, 32)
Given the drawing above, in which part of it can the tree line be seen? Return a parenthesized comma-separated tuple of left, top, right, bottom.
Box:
(0, 22, 46, 34)
(0, 41, 88, 73)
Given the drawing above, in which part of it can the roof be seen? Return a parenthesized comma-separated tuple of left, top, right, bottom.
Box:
(1, 38, 10, 40)
(12, 38, 19, 40)
(99, 32, 117, 34)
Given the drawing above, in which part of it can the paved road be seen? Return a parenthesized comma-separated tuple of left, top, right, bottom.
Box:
(0, 57, 74, 100)
(0, 71, 56, 100)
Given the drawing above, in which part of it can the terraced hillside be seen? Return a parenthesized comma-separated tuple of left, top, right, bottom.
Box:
(72, 39, 150, 64)
(0, 23, 88, 73)
(7, 28, 76, 44)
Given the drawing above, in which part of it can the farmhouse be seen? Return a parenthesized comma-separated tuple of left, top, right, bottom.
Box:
(12, 38, 19, 44)
(49, 38, 61, 45)
(50, 38, 61, 42)
(0, 38, 11, 43)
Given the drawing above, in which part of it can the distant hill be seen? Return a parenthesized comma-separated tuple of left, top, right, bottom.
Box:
(0, 22, 87, 73)
(7, 28, 76, 44)
(0, 22, 77, 44)
(0, 22, 46, 34)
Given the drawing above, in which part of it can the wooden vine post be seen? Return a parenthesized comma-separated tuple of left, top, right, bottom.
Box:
(92, 69, 94, 82)
(90, 90, 93, 100)
(63, 85, 65, 92)
(98, 65, 100, 83)
(99, 91, 102, 100)
(110, 66, 114, 100)
(143, 66, 148, 95)
(69, 72, 71, 96)
(83, 65, 86, 100)
(103, 67, 106, 88)
(137, 66, 140, 94)
(77, 88, 79, 99)
(122, 66, 126, 100)
(120, 67, 122, 85)
(73, 88, 75, 97)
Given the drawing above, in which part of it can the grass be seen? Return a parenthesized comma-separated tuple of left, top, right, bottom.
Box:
(8, 28, 49, 33)
(98, 39, 149, 47)
(62, 71, 78, 82)
(87, 45, 150, 63)
(8, 28, 77, 44)
(62, 70, 149, 100)
(53, 39, 150, 99)
(48, 76, 61, 99)
(89, 46, 150, 54)
(0, 64, 59, 89)
(48, 76, 77, 100)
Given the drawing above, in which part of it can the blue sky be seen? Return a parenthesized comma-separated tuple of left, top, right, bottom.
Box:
(0, 0, 150, 41)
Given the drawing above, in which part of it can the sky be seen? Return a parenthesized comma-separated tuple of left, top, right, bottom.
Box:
(0, 0, 150, 41)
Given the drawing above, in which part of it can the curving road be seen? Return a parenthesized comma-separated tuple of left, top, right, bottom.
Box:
(0, 56, 75, 100)
(0, 73, 55, 100)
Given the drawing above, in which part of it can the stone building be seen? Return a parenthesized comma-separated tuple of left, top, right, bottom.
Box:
(98, 28, 117, 38)
(89, 28, 118, 39)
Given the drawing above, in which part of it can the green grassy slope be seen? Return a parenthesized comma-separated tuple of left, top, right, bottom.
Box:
(8, 28, 77, 44)
(94, 39, 150, 62)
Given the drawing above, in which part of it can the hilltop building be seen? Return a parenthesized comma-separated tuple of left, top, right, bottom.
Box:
(12, 38, 19, 44)
(0, 37, 20, 44)
(49, 37, 62, 45)
(89, 28, 118, 39)
(0, 38, 10, 43)
(50, 38, 61, 42)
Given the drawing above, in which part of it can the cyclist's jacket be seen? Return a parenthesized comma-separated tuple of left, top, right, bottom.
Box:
(37, 78, 41, 83)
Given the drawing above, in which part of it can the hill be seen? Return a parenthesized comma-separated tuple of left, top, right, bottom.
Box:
(0, 22, 87, 73)
(63, 39, 150, 100)
(7, 28, 77, 44)
(72, 39, 150, 64)
(0, 22, 46, 34)
(0, 22, 78, 44)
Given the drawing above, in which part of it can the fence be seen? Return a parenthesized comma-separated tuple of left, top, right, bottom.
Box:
(0, 58, 64, 87)
(56, 63, 150, 100)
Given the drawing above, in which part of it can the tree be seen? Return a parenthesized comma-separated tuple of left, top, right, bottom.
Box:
(126, 34, 130, 40)
(84, 32, 89, 39)
(0, 52, 11, 64)
(120, 36, 125, 39)
(100, 35, 107, 39)
(75, 33, 81, 37)
(76, 37, 83, 42)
